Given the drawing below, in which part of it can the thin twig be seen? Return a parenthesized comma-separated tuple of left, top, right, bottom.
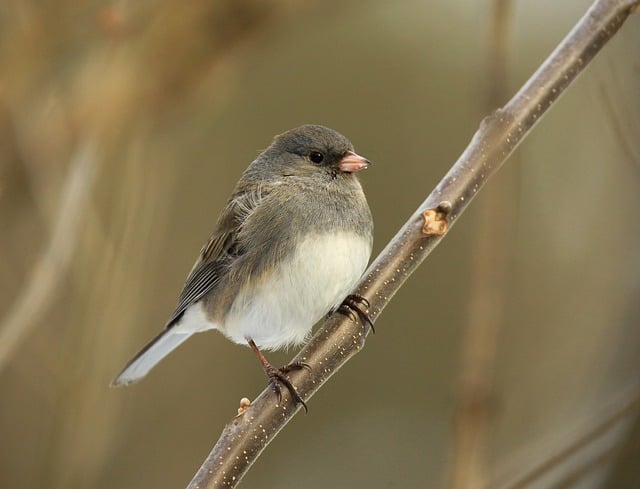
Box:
(0, 141, 98, 373)
(186, 1, 640, 487)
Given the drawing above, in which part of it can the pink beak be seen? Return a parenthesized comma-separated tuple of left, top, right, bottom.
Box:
(339, 151, 371, 173)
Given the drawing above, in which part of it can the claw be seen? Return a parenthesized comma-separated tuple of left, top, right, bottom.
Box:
(264, 364, 308, 413)
(280, 361, 311, 373)
(338, 294, 375, 333)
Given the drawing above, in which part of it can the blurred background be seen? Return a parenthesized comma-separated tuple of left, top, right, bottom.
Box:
(1, 1, 639, 488)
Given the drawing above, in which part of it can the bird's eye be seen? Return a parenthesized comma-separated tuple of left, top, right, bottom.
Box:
(309, 151, 324, 164)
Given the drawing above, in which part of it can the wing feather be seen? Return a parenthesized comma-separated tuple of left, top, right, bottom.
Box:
(165, 183, 270, 326)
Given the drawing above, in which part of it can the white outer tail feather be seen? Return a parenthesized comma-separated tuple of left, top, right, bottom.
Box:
(111, 330, 193, 386)
(112, 303, 216, 386)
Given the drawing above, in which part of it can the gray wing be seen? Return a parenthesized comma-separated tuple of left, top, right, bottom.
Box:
(165, 183, 269, 326)
(165, 257, 226, 325)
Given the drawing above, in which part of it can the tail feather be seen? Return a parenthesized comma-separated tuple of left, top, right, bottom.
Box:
(111, 329, 193, 386)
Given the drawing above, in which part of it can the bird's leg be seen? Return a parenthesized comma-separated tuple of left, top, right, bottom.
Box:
(338, 294, 375, 333)
(247, 339, 309, 413)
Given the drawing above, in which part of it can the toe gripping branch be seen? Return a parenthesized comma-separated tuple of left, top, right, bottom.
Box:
(248, 339, 310, 413)
(338, 294, 375, 334)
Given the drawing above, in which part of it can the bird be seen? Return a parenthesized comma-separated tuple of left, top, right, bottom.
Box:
(112, 124, 374, 410)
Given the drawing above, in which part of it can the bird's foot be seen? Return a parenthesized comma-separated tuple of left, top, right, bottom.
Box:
(248, 339, 309, 413)
(264, 362, 309, 413)
(338, 294, 375, 333)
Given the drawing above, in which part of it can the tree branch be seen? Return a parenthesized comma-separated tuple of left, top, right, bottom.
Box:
(186, 1, 640, 487)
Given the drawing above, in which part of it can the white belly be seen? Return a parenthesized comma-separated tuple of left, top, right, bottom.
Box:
(222, 232, 371, 350)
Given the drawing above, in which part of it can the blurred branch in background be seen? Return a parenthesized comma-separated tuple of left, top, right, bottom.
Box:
(598, 82, 640, 179)
(497, 391, 640, 489)
(0, 141, 97, 372)
(187, 1, 640, 488)
(448, 1, 515, 488)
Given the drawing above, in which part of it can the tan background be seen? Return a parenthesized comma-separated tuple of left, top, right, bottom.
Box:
(1, 1, 640, 488)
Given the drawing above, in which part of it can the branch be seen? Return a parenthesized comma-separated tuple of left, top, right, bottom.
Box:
(187, 1, 640, 487)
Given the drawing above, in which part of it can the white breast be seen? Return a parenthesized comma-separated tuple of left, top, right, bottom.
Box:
(221, 232, 371, 350)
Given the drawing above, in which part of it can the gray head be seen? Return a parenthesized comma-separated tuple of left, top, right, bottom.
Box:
(253, 124, 370, 180)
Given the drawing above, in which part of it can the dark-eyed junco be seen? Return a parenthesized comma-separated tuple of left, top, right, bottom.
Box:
(112, 125, 373, 409)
